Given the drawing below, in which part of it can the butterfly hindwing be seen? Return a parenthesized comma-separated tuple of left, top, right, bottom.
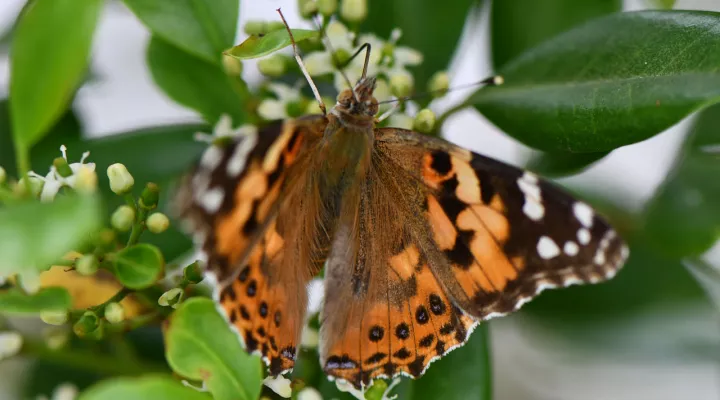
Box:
(177, 116, 327, 374)
(375, 128, 629, 320)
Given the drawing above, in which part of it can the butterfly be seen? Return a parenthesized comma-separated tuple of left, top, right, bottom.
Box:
(176, 38, 629, 390)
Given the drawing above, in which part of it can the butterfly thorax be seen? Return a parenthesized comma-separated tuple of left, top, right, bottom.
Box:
(320, 77, 379, 188)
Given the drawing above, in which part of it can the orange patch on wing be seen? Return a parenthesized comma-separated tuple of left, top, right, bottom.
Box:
(422, 153, 451, 189)
(452, 158, 481, 204)
(427, 196, 457, 250)
(389, 245, 420, 280)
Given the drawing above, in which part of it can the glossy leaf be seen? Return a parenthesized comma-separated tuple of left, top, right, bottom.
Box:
(148, 36, 249, 125)
(79, 376, 211, 400)
(165, 298, 263, 400)
(225, 29, 317, 60)
(0, 195, 102, 276)
(9, 0, 102, 153)
(123, 0, 237, 65)
(526, 151, 609, 177)
(0, 100, 82, 179)
(112, 244, 164, 289)
(362, 0, 477, 89)
(491, 0, 621, 69)
(0, 287, 71, 314)
(643, 102, 720, 257)
(407, 324, 492, 400)
(471, 11, 720, 153)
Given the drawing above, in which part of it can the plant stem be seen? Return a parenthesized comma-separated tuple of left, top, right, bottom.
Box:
(14, 144, 32, 195)
(125, 193, 149, 246)
(20, 339, 170, 377)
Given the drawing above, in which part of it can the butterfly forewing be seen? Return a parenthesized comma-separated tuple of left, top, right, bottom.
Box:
(176, 116, 328, 374)
(375, 128, 629, 319)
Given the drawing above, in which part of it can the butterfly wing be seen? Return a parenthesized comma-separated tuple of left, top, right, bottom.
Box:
(177, 115, 327, 374)
(373, 128, 629, 319)
(320, 159, 478, 388)
(319, 128, 629, 388)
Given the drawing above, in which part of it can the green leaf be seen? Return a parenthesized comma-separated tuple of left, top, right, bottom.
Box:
(112, 244, 164, 289)
(407, 324, 492, 400)
(0, 195, 102, 276)
(525, 151, 609, 177)
(123, 0, 238, 64)
(9, 0, 102, 155)
(79, 376, 211, 400)
(643, 102, 720, 257)
(0, 100, 82, 179)
(363, 0, 477, 90)
(471, 11, 720, 153)
(148, 36, 249, 124)
(491, 0, 620, 69)
(165, 298, 263, 400)
(0, 287, 71, 314)
(225, 29, 317, 60)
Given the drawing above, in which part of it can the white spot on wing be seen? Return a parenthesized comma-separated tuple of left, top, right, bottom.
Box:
(577, 228, 591, 245)
(200, 145, 223, 169)
(199, 187, 224, 213)
(227, 131, 258, 177)
(563, 241, 579, 256)
(517, 172, 544, 221)
(537, 236, 560, 259)
(573, 202, 594, 228)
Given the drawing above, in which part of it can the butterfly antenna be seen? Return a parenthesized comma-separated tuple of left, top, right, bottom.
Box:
(277, 8, 326, 116)
(376, 75, 504, 105)
(311, 15, 358, 101)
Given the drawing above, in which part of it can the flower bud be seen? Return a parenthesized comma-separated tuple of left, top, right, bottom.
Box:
(50, 383, 78, 400)
(147, 212, 170, 234)
(298, 0, 318, 18)
(263, 375, 292, 398)
(0, 166, 6, 184)
(305, 97, 333, 115)
(40, 310, 68, 326)
(183, 261, 204, 284)
(104, 302, 125, 324)
(265, 21, 286, 33)
(53, 157, 73, 178)
(74, 165, 98, 195)
(107, 163, 134, 195)
(75, 254, 99, 276)
(139, 182, 159, 209)
(258, 54, 287, 77)
(428, 71, 450, 97)
(387, 113, 414, 130)
(16, 176, 44, 198)
(389, 72, 413, 98)
(111, 205, 135, 232)
(223, 54, 243, 77)
(18, 270, 41, 295)
(297, 387, 322, 400)
(244, 20, 266, 35)
(318, 0, 337, 16)
(96, 228, 116, 250)
(340, 0, 367, 23)
(73, 311, 101, 338)
(158, 288, 184, 308)
(413, 109, 436, 134)
(0, 332, 23, 360)
(44, 328, 69, 350)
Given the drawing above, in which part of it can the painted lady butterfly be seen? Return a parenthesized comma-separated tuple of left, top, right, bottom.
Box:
(176, 18, 629, 390)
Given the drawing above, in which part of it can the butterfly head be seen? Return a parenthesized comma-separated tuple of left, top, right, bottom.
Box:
(331, 76, 379, 124)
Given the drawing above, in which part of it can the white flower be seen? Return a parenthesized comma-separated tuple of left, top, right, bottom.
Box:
(107, 163, 134, 195)
(258, 83, 303, 120)
(263, 375, 292, 398)
(297, 387, 323, 400)
(0, 331, 23, 360)
(194, 114, 258, 143)
(304, 22, 422, 95)
(301, 325, 319, 349)
(29, 145, 96, 202)
(335, 380, 365, 400)
(36, 383, 78, 400)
